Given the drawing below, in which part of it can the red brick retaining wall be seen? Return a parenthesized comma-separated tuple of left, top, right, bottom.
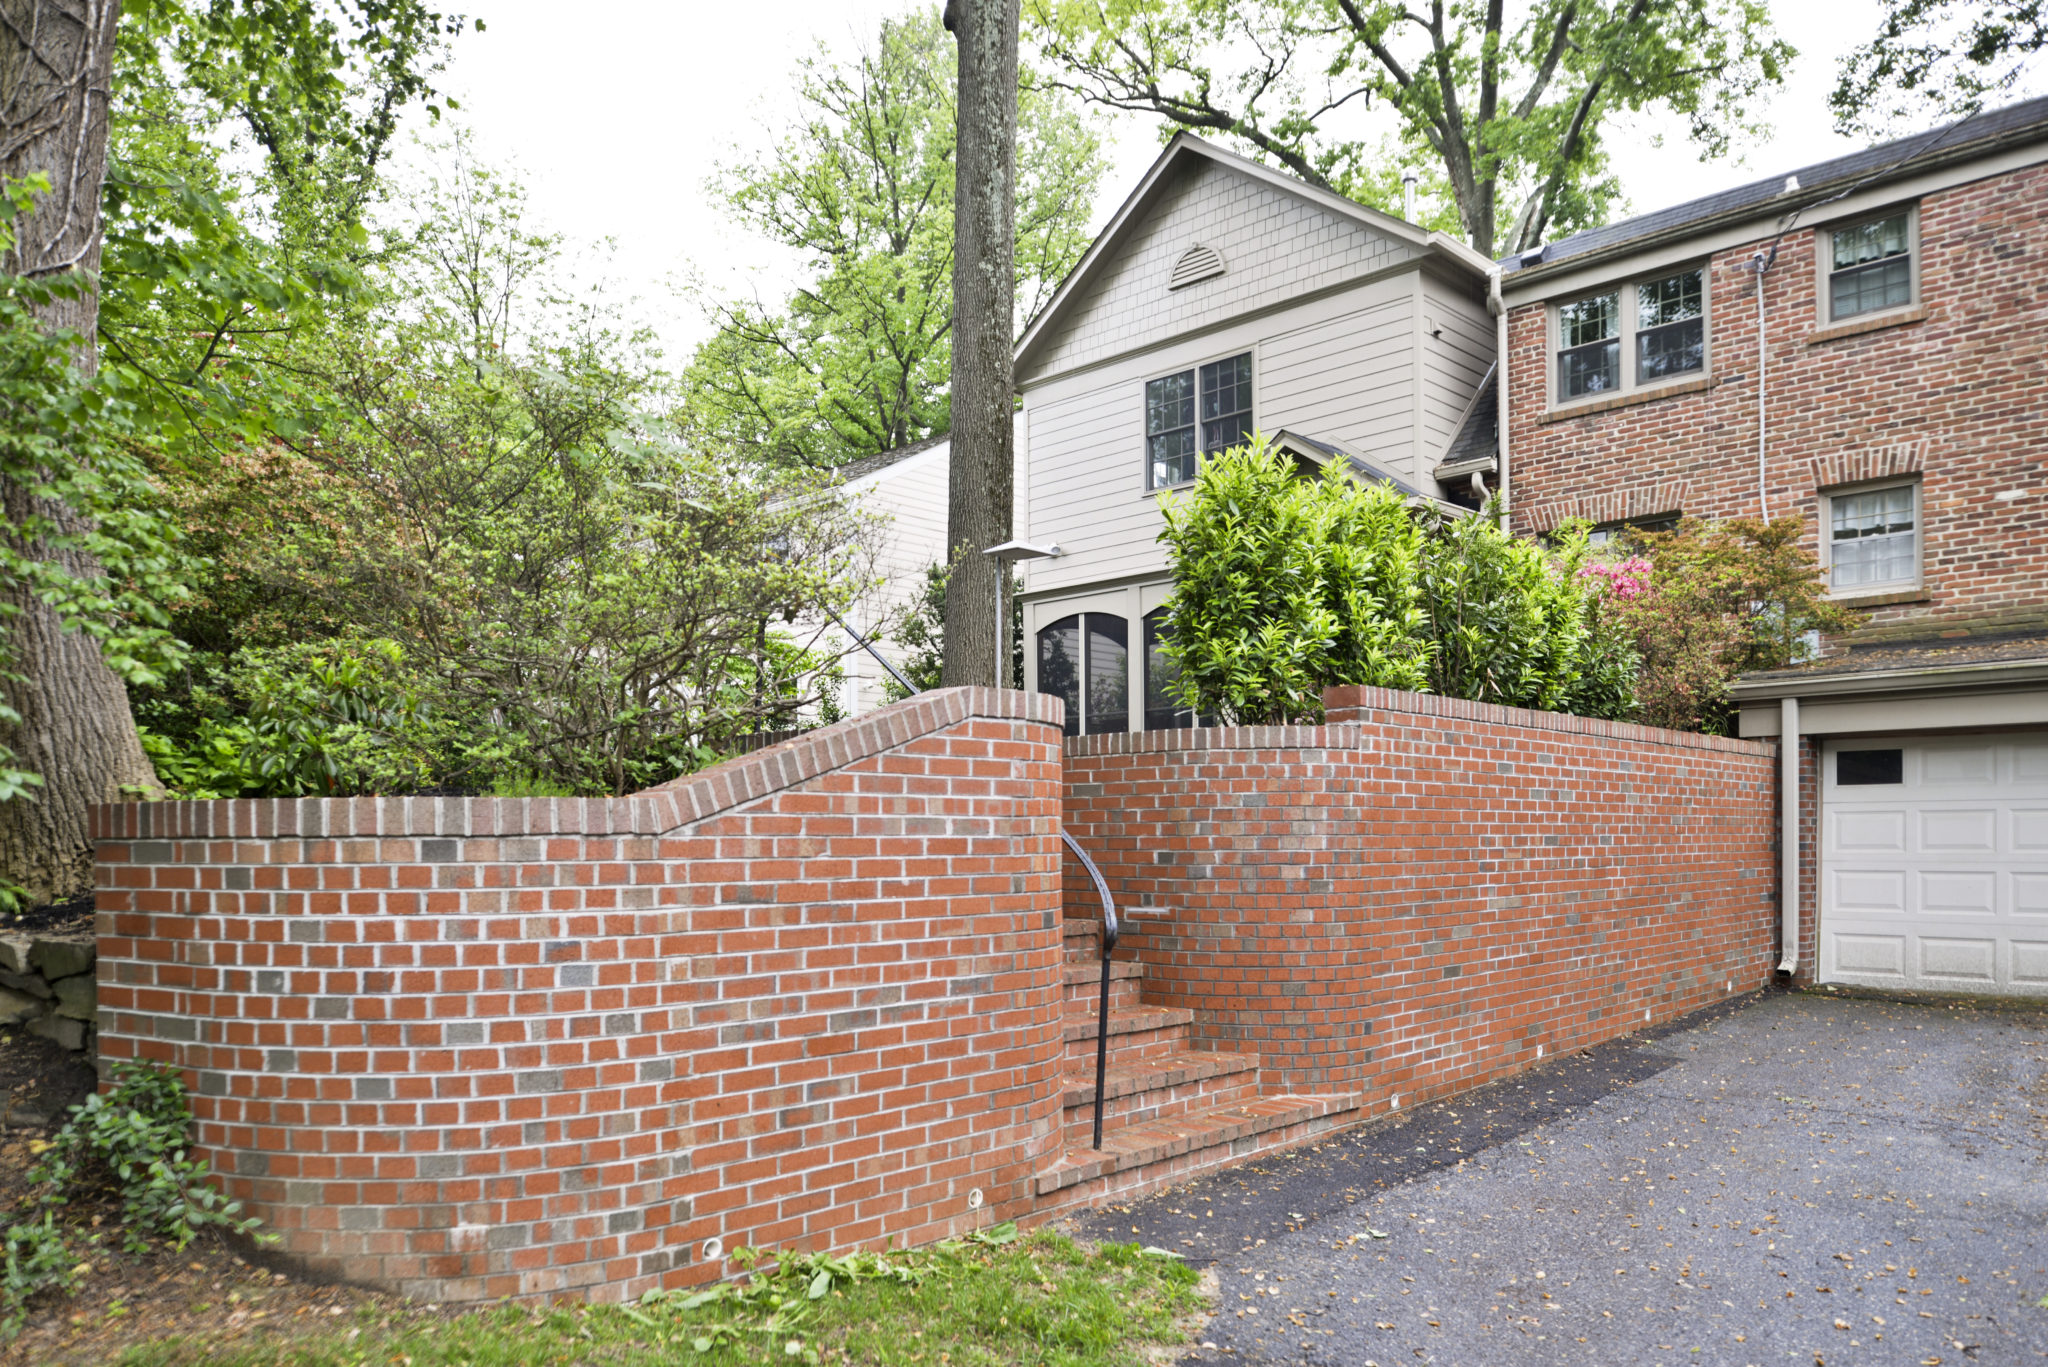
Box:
(1062, 686, 1780, 1115)
(92, 688, 1065, 1303)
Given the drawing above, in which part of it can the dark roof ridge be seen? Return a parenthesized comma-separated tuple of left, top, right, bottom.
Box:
(1508, 94, 2048, 275)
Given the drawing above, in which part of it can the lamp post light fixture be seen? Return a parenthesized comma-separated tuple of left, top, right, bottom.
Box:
(981, 540, 1061, 690)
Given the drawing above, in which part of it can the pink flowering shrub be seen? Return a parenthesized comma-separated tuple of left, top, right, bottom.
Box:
(1576, 556, 1653, 602)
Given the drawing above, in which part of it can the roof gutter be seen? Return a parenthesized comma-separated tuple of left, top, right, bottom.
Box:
(1730, 654, 2048, 703)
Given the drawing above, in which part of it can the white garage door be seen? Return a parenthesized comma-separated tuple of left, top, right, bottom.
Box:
(1821, 734, 2048, 994)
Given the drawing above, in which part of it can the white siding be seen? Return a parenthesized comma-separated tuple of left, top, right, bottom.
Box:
(1022, 158, 1421, 385)
(1020, 275, 1425, 597)
(834, 444, 951, 715)
(1419, 274, 1496, 466)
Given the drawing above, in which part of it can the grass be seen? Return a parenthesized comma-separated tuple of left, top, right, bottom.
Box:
(109, 1228, 1207, 1367)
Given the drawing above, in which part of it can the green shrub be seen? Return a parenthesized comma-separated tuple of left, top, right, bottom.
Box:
(4, 1061, 267, 1334)
(1604, 516, 1853, 734)
(1155, 438, 1635, 724)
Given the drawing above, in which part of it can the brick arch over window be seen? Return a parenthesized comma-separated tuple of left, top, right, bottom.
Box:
(1518, 481, 1691, 534)
(1810, 438, 1927, 490)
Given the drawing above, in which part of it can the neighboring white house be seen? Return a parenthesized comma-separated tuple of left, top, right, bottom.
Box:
(1009, 133, 1502, 735)
(821, 434, 952, 718)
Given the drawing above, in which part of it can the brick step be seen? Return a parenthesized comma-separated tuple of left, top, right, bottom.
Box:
(1062, 1004, 1193, 1065)
(1058, 1049, 1261, 1148)
(1034, 1093, 1363, 1202)
(1060, 957, 1143, 1009)
(1062, 916, 1105, 950)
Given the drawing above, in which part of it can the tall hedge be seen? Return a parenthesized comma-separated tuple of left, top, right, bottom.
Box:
(1156, 438, 1637, 724)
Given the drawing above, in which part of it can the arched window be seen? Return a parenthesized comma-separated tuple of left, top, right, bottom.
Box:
(1143, 608, 1203, 731)
(1037, 614, 1128, 736)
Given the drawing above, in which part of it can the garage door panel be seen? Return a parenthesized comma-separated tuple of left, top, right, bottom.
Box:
(1917, 938, 1998, 982)
(1823, 735, 2048, 997)
(2016, 874, 2048, 918)
(1833, 869, 1906, 913)
(1921, 746, 1996, 785)
(1832, 935, 1906, 978)
(1917, 809, 1997, 852)
(1916, 870, 1998, 916)
(2012, 942, 2048, 985)
(1833, 809, 1907, 852)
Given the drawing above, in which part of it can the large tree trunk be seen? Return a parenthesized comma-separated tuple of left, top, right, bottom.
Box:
(0, 0, 156, 907)
(939, 0, 1017, 690)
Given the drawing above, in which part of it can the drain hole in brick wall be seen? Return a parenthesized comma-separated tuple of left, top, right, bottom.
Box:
(702, 1237, 723, 1262)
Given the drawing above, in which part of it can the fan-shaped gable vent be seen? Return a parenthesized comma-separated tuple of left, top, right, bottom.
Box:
(1168, 243, 1226, 291)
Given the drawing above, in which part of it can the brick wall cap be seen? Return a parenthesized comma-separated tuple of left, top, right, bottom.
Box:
(1064, 685, 1771, 757)
(91, 687, 1064, 841)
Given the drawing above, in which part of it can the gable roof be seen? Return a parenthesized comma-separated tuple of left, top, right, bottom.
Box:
(1505, 94, 2048, 280)
(1014, 133, 1496, 382)
(834, 433, 948, 486)
(1271, 429, 1466, 514)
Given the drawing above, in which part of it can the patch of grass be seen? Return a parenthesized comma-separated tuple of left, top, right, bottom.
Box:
(111, 1228, 1205, 1367)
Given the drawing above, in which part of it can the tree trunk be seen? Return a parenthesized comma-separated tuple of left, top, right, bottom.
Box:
(0, 0, 157, 907)
(939, 0, 1017, 690)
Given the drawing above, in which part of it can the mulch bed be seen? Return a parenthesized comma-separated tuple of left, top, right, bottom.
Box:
(0, 1033, 418, 1367)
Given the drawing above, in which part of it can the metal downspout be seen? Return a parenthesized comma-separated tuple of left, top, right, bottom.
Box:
(1489, 267, 1510, 526)
(1778, 696, 1800, 975)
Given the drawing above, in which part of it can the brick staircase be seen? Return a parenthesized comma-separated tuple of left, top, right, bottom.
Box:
(1035, 914, 1363, 1209)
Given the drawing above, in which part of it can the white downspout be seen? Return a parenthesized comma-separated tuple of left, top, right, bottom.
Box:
(1752, 246, 1776, 519)
(1489, 266, 1510, 528)
(1778, 695, 1800, 975)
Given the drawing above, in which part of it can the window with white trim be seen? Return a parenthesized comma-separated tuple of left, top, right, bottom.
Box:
(1146, 352, 1252, 489)
(1828, 213, 1912, 321)
(1553, 266, 1706, 404)
(1826, 483, 1919, 594)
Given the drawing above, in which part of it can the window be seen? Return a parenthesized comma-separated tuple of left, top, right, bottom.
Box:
(1584, 513, 1678, 551)
(1143, 609, 1203, 731)
(1037, 613, 1128, 735)
(1146, 352, 1253, 489)
(1556, 293, 1619, 399)
(1827, 483, 1918, 593)
(1554, 267, 1706, 404)
(1828, 213, 1911, 321)
(1837, 748, 1904, 786)
(1635, 271, 1704, 383)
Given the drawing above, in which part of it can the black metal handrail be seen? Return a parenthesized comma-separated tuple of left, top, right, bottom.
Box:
(822, 606, 1122, 1150)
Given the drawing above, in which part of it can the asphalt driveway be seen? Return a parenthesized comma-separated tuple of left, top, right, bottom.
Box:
(1074, 989, 2048, 1366)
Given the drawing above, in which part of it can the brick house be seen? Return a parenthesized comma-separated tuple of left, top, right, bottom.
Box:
(1498, 96, 2048, 997)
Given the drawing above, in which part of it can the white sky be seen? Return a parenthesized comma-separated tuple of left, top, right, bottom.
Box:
(406, 1, 1998, 361)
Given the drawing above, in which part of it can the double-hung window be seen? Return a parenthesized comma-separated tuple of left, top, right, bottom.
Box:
(1827, 213, 1912, 321)
(1826, 483, 1919, 594)
(1554, 266, 1707, 405)
(1146, 352, 1252, 489)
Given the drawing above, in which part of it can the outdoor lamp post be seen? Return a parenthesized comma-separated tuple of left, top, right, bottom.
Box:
(981, 540, 1061, 690)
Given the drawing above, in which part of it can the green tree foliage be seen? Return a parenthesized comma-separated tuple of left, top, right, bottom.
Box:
(682, 10, 1107, 467)
(885, 560, 1022, 699)
(137, 149, 879, 797)
(1603, 517, 1854, 735)
(1027, 0, 1792, 254)
(1833, 0, 2047, 136)
(1155, 438, 1635, 723)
